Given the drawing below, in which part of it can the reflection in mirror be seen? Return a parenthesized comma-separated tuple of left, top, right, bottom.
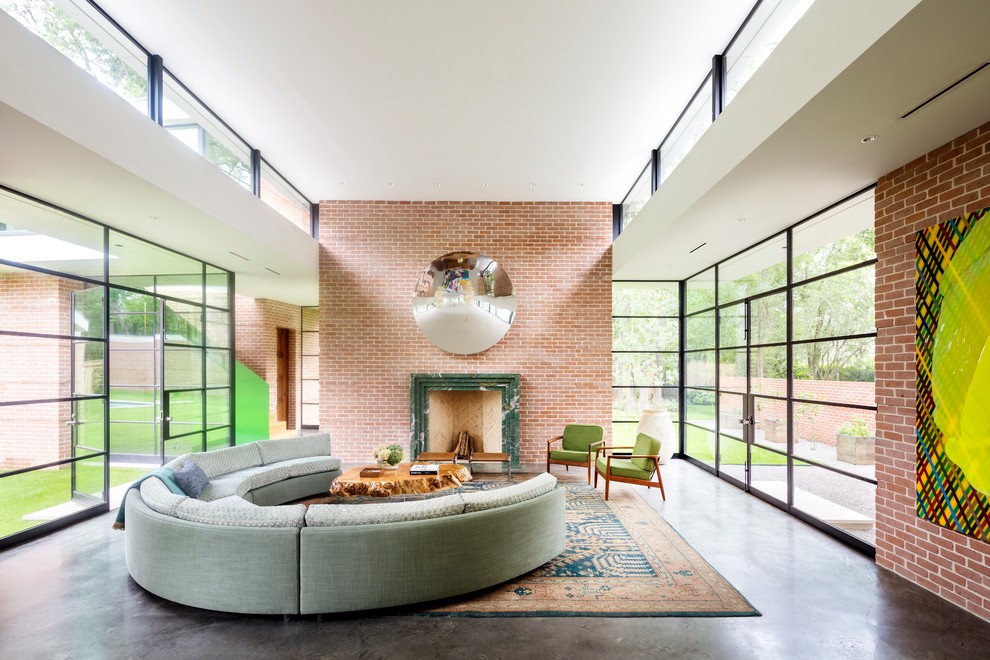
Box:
(412, 251, 515, 355)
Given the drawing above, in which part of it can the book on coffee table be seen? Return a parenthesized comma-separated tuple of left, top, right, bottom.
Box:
(409, 464, 440, 475)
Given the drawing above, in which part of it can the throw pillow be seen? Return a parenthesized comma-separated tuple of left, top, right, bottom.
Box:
(174, 461, 210, 499)
(157, 467, 187, 495)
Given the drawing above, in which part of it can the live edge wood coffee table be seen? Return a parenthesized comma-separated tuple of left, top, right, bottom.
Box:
(330, 463, 472, 498)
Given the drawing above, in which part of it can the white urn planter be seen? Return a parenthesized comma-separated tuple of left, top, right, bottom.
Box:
(636, 408, 676, 464)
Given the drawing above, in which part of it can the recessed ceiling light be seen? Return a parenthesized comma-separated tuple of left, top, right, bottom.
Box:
(435, 183, 442, 187)
(861, 135, 878, 143)
(114, 243, 124, 247)
(388, 182, 395, 187)
(482, 183, 489, 188)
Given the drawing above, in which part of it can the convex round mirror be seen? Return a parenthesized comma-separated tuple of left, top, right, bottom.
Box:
(412, 251, 516, 354)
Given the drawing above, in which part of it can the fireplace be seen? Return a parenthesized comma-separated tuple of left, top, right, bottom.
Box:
(410, 373, 520, 466)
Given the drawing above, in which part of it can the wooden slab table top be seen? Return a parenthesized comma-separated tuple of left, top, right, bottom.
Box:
(330, 462, 472, 498)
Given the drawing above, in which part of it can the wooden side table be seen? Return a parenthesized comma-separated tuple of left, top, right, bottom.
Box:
(469, 452, 512, 478)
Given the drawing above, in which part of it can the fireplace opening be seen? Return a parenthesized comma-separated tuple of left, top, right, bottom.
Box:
(410, 373, 519, 465)
(427, 390, 503, 456)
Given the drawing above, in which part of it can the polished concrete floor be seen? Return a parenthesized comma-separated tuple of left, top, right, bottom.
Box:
(2, 459, 990, 659)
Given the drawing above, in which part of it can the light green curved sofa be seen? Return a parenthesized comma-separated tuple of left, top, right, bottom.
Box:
(123, 439, 566, 617)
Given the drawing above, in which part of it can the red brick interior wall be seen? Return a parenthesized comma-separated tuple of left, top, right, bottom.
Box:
(318, 201, 612, 464)
(875, 123, 990, 621)
(234, 296, 301, 431)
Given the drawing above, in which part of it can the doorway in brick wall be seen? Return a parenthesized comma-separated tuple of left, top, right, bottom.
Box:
(276, 328, 289, 427)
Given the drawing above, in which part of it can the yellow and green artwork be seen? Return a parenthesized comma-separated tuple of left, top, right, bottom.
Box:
(917, 207, 990, 541)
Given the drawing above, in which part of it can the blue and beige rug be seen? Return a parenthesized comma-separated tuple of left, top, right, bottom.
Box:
(306, 476, 758, 617)
(419, 478, 759, 617)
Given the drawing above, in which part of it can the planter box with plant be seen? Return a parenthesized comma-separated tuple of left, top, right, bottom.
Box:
(836, 417, 875, 465)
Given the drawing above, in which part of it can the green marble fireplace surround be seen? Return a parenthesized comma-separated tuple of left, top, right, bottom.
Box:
(410, 373, 521, 466)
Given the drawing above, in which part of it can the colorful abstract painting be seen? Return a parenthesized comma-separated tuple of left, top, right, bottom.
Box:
(917, 206, 990, 541)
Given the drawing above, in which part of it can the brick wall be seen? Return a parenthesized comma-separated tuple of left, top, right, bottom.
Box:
(875, 123, 990, 621)
(0, 272, 76, 468)
(318, 201, 612, 465)
(233, 296, 301, 431)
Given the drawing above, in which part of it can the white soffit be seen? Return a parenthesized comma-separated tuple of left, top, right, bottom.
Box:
(614, 0, 990, 280)
(0, 12, 318, 305)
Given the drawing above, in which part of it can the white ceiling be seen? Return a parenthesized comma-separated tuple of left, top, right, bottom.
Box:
(96, 0, 756, 203)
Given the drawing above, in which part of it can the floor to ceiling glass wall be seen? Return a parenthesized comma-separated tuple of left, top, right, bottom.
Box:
(612, 282, 681, 446)
(300, 306, 319, 429)
(682, 188, 878, 551)
(0, 187, 233, 548)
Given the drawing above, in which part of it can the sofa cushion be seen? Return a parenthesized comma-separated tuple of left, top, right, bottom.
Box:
(461, 473, 557, 513)
(274, 456, 342, 478)
(197, 476, 249, 502)
(189, 444, 264, 478)
(256, 434, 332, 464)
(174, 462, 210, 498)
(174, 497, 306, 528)
(140, 477, 188, 517)
(304, 493, 465, 527)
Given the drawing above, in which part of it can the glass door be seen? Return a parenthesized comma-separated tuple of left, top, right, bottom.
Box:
(746, 292, 788, 506)
(107, 290, 163, 466)
(69, 286, 106, 504)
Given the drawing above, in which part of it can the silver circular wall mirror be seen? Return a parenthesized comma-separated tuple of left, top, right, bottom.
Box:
(412, 251, 516, 355)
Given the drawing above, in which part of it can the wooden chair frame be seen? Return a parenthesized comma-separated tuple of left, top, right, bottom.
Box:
(546, 435, 605, 484)
(593, 445, 665, 501)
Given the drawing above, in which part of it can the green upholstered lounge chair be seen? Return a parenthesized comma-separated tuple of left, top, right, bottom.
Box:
(546, 424, 604, 484)
(594, 432, 665, 501)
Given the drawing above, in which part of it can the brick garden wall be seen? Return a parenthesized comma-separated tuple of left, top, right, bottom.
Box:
(0, 272, 77, 469)
(719, 376, 876, 445)
(875, 123, 990, 621)
(233, 296, 301, 431)
(318, 201, 612, 465)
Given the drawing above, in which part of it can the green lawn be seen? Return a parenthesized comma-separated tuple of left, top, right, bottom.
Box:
(0, 465, 148, 539)
(76, 389, 230, 455)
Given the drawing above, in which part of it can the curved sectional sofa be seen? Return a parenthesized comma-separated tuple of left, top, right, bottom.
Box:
(123, 435, 566, 616)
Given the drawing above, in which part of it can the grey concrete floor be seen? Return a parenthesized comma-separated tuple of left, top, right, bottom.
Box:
(2, 459, 990, 659)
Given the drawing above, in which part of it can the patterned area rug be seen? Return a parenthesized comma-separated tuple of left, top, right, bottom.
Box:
(301, 476, 758, 617)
